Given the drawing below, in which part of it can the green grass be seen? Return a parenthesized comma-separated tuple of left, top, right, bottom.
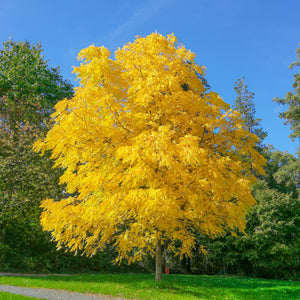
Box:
(0, 273, 299, 300)
(0, 291, 42, 300)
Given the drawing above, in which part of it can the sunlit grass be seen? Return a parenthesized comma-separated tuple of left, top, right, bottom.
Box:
(0, 273, 299, 300)
(0, 291, 42, 300)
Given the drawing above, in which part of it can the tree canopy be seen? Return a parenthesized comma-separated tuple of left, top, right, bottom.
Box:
(0, 40, 73, 131)
(34, 33, 266, 280)
(0, 39, 73, 271)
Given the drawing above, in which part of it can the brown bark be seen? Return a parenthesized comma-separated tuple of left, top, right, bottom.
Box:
(155, 239, 162, 281)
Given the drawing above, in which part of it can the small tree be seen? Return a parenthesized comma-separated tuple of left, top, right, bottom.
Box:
(34, 33, 265, 281)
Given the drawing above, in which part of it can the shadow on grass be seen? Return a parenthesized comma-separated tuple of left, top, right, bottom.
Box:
(22, 273, 300, 300)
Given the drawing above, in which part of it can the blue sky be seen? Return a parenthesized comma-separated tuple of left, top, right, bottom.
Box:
(1, 0, 299, 155)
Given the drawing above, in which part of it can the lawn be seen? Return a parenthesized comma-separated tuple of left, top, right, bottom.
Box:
(0, 291, 41, 300)
(0, 273, 299, 300)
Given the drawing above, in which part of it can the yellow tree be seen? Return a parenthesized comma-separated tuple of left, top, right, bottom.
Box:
(34, 33, 265, 281)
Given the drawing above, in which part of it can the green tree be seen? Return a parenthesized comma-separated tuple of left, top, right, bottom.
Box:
(0, 39, 73, 270)
(193, 147, 300, 280)
(233, 77, 267, 142)
(273, 44, 300, 148)
(240, 148, 299, 279)
(0, 40, 73, 132)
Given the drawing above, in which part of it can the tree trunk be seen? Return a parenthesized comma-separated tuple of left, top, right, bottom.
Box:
(155, 239, 162, 281)
(181, 256, 187, 273)
(187, 257, 192, 274)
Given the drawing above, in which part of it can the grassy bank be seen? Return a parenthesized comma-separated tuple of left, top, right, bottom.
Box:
(0, 273, 299, 300)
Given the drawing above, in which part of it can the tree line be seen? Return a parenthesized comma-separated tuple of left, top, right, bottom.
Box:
(0, 37, 299, 280)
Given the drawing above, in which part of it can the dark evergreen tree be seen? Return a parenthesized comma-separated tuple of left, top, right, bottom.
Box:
(233, 77, 267, 142)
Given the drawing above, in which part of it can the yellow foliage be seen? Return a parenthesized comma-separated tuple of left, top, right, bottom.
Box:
(33, 33, 265, 263)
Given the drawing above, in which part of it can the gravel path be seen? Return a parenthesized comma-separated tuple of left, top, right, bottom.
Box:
(0, 285, 129, 300)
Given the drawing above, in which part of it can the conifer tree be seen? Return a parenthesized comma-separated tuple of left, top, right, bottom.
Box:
(273, 44, 300, 152)
(233, 77, 267, 142)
